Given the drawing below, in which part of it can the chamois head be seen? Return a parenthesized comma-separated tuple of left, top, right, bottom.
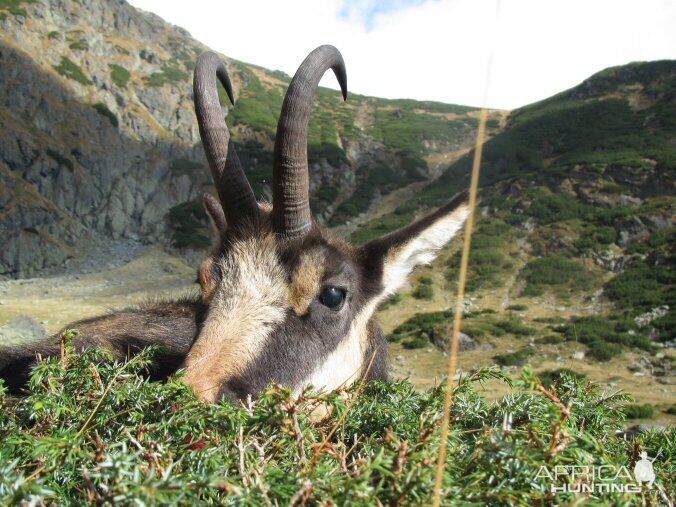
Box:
(184, 46, 470, 402)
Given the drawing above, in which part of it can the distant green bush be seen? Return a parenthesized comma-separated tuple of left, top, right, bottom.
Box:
(93, 102, 118, 128)
(144, 63, 189, 87)
(108, 63, 130, 88)
(520, 255, 591, 297)
(53, 56, 92, 85)
(402, 335, 429, 349)
(413, 283, 434, 300)
(494, 346, 535, 367)
(494, 317, 537, 337)
(507, 304, 528, 311)
(389, 310, 453, 347)
(605, 261, 675, 315)
(624, 404, 655, 420)
(167, 200, 211, 249)
(537, 334, 565, 345)
(69, 40, 88, 51)
(574, 225, 616, 253)
(557, 315, 654, 361)
(47, 30, 61, 40)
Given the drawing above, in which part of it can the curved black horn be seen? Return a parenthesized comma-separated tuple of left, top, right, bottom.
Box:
(194, 52, 258, 227)
(272, 45, 347, 239)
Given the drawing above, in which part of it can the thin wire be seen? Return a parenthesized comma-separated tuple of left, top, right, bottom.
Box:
(431, 3, 499, 504)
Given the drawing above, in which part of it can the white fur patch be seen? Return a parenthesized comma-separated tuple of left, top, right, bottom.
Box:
(298, 298, 379, 395)
(382, 205, 469, 297)
(183, 232, 287, 401)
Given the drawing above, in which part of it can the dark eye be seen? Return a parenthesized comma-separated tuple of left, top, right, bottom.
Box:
(319, 286, 346, 310)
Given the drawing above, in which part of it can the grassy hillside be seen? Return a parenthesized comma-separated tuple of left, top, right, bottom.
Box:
(371, 61, 675, 417)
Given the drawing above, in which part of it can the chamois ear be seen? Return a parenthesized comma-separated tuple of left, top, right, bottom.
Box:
(202, 192, 227, 235)
(359, 191, 470, 298)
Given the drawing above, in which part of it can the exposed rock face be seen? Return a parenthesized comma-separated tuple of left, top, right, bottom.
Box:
(0, 0, 211, 278)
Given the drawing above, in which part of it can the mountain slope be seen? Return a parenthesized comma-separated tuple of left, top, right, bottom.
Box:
(0, 0, 503, 278)
(369, 61, 674, 392)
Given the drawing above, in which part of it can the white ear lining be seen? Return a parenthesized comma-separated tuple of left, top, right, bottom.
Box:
(381, 205, 470, 296)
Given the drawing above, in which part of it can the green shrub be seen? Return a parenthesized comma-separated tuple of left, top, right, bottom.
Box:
(624, 404, 655, 419)
(402, 335, 429, 349)
(109, 63, 130, 88)
(507, 304, 528, 311)
(557, 315, 653, 360)
(53, 56, 92, 85)
(389, 310, 453, 345)
(574, 225, 616, 253)
(412, 283, 434, 300)
(143, 63, 189, 87)
(93, 102, 118, 128)
(3, 350, 669, 504)
(47, 30, 61, 39)
(586, 340, 623, 361)
(537, 334, 564, 345)
(69, 40, 88, 51)
(494, 318, 536, 337)
(167, 200, 211, 249)
(520, 255, 590, 296)
(494, 346, 535, 367)
(605, 261, 675, 316)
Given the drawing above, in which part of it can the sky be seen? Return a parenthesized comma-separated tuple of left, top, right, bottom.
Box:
(127, 0, 676, 110)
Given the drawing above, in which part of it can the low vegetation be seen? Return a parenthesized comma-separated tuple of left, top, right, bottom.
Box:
(412, 276, 434, 300)
(143, 62, 189, 87)
(520, 255, 593, 297)
(554, 315, 654, 361)
(1, 348, 672, 505)
(108, 63, 130, 88)
(53, 56, 92, 85)
(494, 346, 535, 367)
(0, 0, 36, 16)
(167, 200, 210, 249)
(93, 103, 118, 128)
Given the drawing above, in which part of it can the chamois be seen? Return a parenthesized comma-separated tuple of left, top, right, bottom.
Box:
(0, 45, 469, 402)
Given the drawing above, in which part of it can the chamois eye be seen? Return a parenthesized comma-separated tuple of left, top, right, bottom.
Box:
(319, 286, 346, 310)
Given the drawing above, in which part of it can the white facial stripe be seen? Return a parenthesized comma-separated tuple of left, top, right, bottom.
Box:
(381, 205, 469, 296)
(297, 298, 379, 395)
(183, 233, 288, 401)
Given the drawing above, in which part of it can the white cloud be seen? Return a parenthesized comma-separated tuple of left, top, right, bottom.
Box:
(127, 0, 676, 109)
